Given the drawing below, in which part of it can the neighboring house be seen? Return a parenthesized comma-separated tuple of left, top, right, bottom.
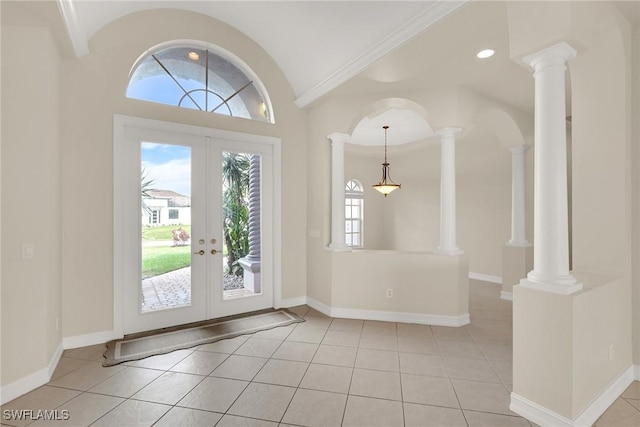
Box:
(142, 190, 191, 226)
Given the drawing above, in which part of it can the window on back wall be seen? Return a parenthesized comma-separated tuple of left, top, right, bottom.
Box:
(127, 44, 273, 123)
(345, 179, 364, 248)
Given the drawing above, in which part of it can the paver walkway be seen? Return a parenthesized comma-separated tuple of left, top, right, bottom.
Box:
(141, 267, 250, 312)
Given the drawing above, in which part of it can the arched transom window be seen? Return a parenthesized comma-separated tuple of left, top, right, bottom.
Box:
(345, 179, 364, 248)
(127, 44, 273, 123)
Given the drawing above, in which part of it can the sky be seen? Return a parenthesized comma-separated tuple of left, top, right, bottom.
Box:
(142, 142, 192, 197)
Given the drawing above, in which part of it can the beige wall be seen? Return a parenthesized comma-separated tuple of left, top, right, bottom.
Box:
(570, 3, 631, 279)
(514, 275, 631, 419)
(633, 16, 640, 369)
(58, 9, 308, 338)
(1, 8, 63, 385)
(331, 251, 468, 319)
(569, 0, 636, 378)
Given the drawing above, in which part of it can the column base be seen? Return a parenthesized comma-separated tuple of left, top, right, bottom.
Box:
(520, 273, 583, 295)
(328, 243, 351, 252)
(506, 240, 531, 247)
(238, 258, 261, 293)
(435, 247, 464, 256)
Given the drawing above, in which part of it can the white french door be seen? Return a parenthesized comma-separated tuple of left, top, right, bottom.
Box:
(115, 116, 277, 335)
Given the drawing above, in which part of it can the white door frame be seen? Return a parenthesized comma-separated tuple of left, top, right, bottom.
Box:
(113, 114, 282, 338)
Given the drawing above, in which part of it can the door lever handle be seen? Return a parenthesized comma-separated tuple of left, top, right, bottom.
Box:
(193, 250, 205, 255)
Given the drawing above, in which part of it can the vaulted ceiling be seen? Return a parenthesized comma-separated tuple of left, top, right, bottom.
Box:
(57, 0, 468, 108)
(50, 0, 638, 143)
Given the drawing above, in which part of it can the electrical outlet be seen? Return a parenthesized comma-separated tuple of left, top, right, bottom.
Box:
(386, 289, 393, 298)
(22, 243, 34, 259)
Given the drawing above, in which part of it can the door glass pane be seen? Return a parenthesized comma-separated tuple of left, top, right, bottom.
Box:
(140, 142, 192, 312)
(222, 151, 262, 300)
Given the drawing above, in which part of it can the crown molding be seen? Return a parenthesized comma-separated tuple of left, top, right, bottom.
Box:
(57, 0, 90, 57)
(294, 0, 468, 108)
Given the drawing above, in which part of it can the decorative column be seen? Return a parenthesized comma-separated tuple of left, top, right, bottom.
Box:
(328, 133, 350, 250)
(435, 127, 463, 255)
(502, 144, 533, 300)
(520, 42, 581, 294)
(239, 155, 261, 292)
(508, 145, 530, 246)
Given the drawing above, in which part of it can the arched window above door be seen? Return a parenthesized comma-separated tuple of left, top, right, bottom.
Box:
(127, 43, 274, 123)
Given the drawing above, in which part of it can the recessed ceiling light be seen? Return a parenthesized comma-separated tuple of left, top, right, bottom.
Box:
(188, 51, 200, 61)
(477, 49, 495, 59)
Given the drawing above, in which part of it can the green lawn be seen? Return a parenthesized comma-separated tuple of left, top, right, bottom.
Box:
(142, 224, 191, 241)
(142, 245, 191, 278)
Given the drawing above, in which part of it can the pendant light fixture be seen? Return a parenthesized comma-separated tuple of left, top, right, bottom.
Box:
(372, 125, 401, 196)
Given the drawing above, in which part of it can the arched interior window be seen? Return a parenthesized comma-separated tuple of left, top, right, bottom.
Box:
(345, 179, 364, 248)
(127, 44, 273, 123)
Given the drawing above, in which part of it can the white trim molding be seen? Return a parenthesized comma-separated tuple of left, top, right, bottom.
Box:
(469, 272, 502, 284)
(56, 0, 89, 57)
(294, 0, 467, 108)
(511, 365, 635, 427)
(1, 342, 63, 405)
(63, 329, 119, 350)
(277, 296, 307, 309)
(306, 297, 470, 327)
(500, 291, 513, 301)
(635, 364, 640, 381)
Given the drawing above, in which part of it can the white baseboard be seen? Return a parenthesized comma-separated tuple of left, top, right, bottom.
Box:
(1, 341, 63, 405)
(63, 329, 118, 350)
(305, 297, 332, 317)
(635, 364, 640, 380)
(306, 297, 470, 327)
(511, 365, 635, 427)
(277, 296, 307, 309)
(500, 291, 513, 301)
(469, 272, 502, 284)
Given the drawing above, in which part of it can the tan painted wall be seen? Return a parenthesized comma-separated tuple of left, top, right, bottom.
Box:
(331, 251, 468, 318)
(502, 245, 533, 293)
(569, 0, 636, 383)
(514, 275, 631, 419)
(55, 9, 307, 337)
(570, 4, 631, 279)
(1, 12, 62, 385)
(633, 17, 640, 369)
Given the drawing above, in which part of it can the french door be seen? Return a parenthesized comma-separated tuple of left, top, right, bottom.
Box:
(115, 116, 276, 334)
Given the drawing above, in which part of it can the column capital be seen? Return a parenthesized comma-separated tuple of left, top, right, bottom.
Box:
(523, 41, 577, 73)
(436, 126, 463, 137)
(509, 144, 529, 155)
(327, 132, 350, 145)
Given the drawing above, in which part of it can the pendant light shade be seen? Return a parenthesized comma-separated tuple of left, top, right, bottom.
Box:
(372, 125, 401, 196)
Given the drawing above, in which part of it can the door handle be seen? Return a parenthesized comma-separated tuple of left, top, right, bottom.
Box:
(211, 249, 218, 255)
(193, 250, 205, 255)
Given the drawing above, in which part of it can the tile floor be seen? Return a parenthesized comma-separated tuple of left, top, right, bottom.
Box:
(2, 280, 639, 426)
